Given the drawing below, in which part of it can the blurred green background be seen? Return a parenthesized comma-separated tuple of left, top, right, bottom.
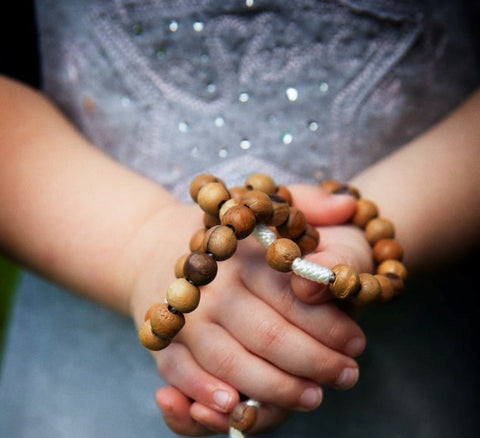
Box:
(0, 255, 18, 361)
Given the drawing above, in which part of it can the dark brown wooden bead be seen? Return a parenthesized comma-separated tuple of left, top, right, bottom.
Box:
(374, 274, 396, 303)
(230, 402, 258, 433)
(166, 278, 201, 313)
(189, 173, 220, 202)
(277, 207, 307, 240)
(373, 238, 403, 263)
(183, 252, 218, 286)
(241, 190, 273, 222)
(245, 173, 277, 194)
(138, 320, 171, 351)
(202, 225, 238, 261)
(352, 199, 378, 228)
(197, 182, 230, 216)
(203, 211, 221, 229)
(328, 264, 360, 299)
(174, 253, 189, 278)
(275, 185, 293, 205)
(266, 238, 301, 272)
(364, 217, 395, 245)
(220, 204, 257, 239)
(189, 228, 206, 252)
(229, 185, 248, 201)
(350, 273, 382, 307)
(295, 224, 320, 255)
(150, 302, 185, 339)
(377, 259, 407, 281)
(265, 194, 290, 226)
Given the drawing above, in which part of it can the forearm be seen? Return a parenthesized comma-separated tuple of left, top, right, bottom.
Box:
(0, 75, 199, 314)
(350, 89, 480, 274)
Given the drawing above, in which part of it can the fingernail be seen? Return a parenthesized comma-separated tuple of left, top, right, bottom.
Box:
(299, 387, 323, 410)
(213, 390, 232, 412)
(336, 367, 359, 389)
(345, 337, 366, 357)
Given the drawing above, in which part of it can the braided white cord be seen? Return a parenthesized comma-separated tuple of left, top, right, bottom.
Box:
(253, 224, 334, 284)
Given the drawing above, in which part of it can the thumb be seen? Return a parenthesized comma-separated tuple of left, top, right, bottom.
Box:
(288, 184, 356, 226)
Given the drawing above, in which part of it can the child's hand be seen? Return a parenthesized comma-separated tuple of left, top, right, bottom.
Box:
(127, 194, 366, 435)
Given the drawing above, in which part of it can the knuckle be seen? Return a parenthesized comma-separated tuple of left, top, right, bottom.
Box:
(208, 348, 238, 379)
(255, 319, 285, 352)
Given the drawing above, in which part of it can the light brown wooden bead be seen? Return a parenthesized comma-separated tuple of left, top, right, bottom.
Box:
(277, 206, 307, 240)
(144, 303, 157, 321)
(374, 274, 396, 303)
(219, 198, 239, 222)
(241, 190, 273, 222)
(295, 224, 320, 255)
(319, 179, 342, 194)
(245, 173, 276, 194)
(377, 259, 407, 281)
(328, 264, 360, 299)
(373, 238, 403, 263)
(230, 402, 258, 433)
(174, 253, 189, 278)
(350, 273, 382, 307)
(150, 302, 185, 339)
(381, 272, 404, 296)
(275, 185, 293, 205)
(138, 320, 171, 351)
(220, 204, 257, 239)
(202, 225, 238, 261)
(266, 238, 301, 272)
(265, 194, 290, 226)
(364, 217, 395, 245)
(196, 182, 230, 216)
(166, 278, 201, 313)
(203, 212, 221, 229)
(352, 199, 378, 228)
(229, 185, 248, 201)
(183, 252, 218, 286)
(189, 228, 206, 252)
(189, 173, 220, 202)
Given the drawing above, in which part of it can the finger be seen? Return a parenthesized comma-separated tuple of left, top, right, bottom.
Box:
(180, 318, 325, 410)
(239, 244, 366, 357)
(190, 402, 230, 434)
(155, 342, 240, 413)
(214, 286, 360, 389)
(155, 386, 213, 436)
(288, 184, 356, 225)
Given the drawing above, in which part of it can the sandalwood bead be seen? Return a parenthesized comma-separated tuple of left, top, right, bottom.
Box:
(352, 199, 378, 228)
(266, 238, 301, 272)
(265, 194, 290, 226)
(373, 238, 403, 263)
(275, 185, 293, 205)
(364, 217, 395, 245)
(374, 274, 396, 303)
(150, 302, 185, 339)
(350, 273, 382, 307)
(219, 198, 239, 222)
(138, 320, 171, 351)
(196, 182, 230, 216)
(230, 402, 258, 433)
(202, 225, 237, 261)
(189, 173, 220, 202)
(277, 207, 307, 240)
(229, 185, 248, 201)
(166, 278, 201, 313)
(245, 173, 276, 194)
(377, 259, 407, 281)
(174, 253, 189, 278)
(220, 204, 257, 239)
(203, 212, 221, 229)
(319, 179, 342, 194)
(241, 190, 273, 222)
(295, 224, 320, 255)
(328, 264, 360, 299)
(381, 272, 404, 296)
(189, 228, 206, 252)
(183, 252, 218, 286)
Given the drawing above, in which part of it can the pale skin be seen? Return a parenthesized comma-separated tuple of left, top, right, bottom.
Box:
(0, 75, 364, 434)
(1, 75, 478, 435)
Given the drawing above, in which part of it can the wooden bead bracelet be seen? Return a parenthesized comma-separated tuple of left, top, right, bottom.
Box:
(138, 173, 407, 437)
